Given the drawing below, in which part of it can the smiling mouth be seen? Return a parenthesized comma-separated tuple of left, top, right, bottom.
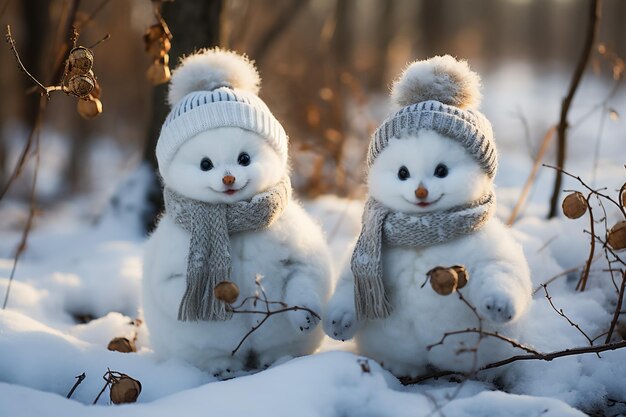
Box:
(406, 194, 444, 207)
(209, 181, 249, 196)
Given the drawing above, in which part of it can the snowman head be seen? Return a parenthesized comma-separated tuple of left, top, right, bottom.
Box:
(367, 55, 497, 213)
(156, 48, 288, 203)
(368, 131, 491, 213)
(165, 127, 284, 203)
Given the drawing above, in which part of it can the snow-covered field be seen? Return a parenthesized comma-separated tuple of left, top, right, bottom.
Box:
(1, 66, 626, 416)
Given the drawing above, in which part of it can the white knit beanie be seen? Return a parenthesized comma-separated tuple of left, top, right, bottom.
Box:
(156, 48, 288, 177)
(370, 55, 497, 178)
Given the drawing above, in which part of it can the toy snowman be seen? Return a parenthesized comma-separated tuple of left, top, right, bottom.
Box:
(142, 49, 332, 377)
(324, 55, 532, 377)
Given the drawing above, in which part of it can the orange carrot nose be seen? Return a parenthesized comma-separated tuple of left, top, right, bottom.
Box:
(415, 185, 429, 199)
(222, 175, 236, 186)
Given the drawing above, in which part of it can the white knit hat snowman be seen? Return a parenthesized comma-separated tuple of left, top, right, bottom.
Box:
(156, 48, 288, 177)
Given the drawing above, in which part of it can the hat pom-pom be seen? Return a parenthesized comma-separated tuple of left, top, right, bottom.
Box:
(391, 55, 481, 109)
(168, 48, 260, 106)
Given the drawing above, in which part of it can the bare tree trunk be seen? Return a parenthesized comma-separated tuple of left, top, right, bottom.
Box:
(21, 0, 50, 129)
(249, 0, 310, 65)
(368, 0, 394, 90)
(142, 0, 223, 233)
(547, 0, 601, 218)
(529, 0, 553, 63)
(3, 1, 50, 191)
(417, 0, 446, 57)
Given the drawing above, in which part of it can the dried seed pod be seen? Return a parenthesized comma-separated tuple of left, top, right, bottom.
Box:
(214, 280, 240, 304)
(451, 265, 469, 289)
(146, 60, 171, 85)
(143, 23, 165, 45)
(147, 37, 171, 60)
(107, 337, 136, 353)
(110, 375, 141, 404)
(621, 185, 626, 207)
(91, 79, 101, 99)
(562, 192, 587, 219)
(427, 267, 458, 296)
(607, 221, 626, 251)
(68, 46, 94, 75)
(77, 96, 103, 119)
(67, 74, 95, 98)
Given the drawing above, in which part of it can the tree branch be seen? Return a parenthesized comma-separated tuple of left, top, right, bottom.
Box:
(401, 340, 626, 385)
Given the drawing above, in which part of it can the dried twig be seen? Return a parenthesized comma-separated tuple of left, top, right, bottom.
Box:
(93, 369, 112, 405)
(5, 25, 50, 95)
(532, 254, 603, 295)
(66, 372, 86, 399)
(87, 33, 111, 50)
(605, 270, 626, 343)
(401, 340, 626, 385)
(228, 278, 320, 356)
(548, 0, 602, 218)
(427, 328, 541, 355)
(544, 165, 625, 218)
(2, 96, 45, 310)
(507, 126, 555, 225)
(542, 284, 595, 347)
(578, 191, 596, 291)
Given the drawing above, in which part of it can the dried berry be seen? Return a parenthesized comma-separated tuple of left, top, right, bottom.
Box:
(427, 267, 458, 296)
(451, 265, 469, 289)
(562, 192, 587, 219)
(67, 74, 94, 98)
(107, 337, 136, 353)
(77, 96, 102, 119)
(110, 375, 141, 404)
(607, 221, 626, 251)
(68, 46, 94, 75)
(146, 60, 171, 85)
(214, 280, 240, 304)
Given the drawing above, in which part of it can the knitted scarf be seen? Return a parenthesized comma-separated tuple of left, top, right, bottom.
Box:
(351, 192, 495, 321)
(164, 178, 291, 321)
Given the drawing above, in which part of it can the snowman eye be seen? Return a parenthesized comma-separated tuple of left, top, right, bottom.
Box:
(397, 166, 410, 181)
(200, 157, 213, 171)
(237, 152, 251, 166)
(434, 163, 448, 178)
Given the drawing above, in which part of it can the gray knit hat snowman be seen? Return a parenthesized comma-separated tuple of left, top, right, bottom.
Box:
(156, 48, 288, 178)
(353, 55, 498, 321)
(369, 55, 497, 177)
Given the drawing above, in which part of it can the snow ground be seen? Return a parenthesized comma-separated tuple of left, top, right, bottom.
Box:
(1, 65, 626, 416)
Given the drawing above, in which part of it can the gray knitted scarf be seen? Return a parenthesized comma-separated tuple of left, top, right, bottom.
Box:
(351, 192, 495, 321)
(164, 178, 291, 322)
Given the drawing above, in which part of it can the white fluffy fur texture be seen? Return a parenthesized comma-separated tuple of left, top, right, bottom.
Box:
(143, 127, 332, 377)
(324, 132, 532, 378)
(168, 48, 261, 106)
(391, 55, 482, 109)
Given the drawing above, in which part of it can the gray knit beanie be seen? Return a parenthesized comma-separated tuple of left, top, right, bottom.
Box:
(369, 55, 497, 178)
(156, 48, 288, 177)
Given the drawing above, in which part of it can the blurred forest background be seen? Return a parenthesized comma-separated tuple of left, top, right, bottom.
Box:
(0, 0, 624, 231)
